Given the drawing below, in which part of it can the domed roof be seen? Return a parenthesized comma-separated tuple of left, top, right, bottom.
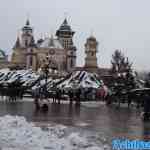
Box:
(56, 18, 75, 37)
(39, 36, 63, 49)
(0, 49, 6, 58)
(59, 19, 71, 31)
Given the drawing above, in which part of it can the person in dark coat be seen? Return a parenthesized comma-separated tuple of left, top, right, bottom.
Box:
(56, 88, 62, 104)
(75, 88, 81, 105)
(33, 87, 40, 109)
(143, 93, 150, 120)
(68, 89, 74, 104)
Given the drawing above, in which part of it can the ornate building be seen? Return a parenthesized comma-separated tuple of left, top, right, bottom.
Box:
(84, 35, 98, 73)
(11, 18, 76, 73)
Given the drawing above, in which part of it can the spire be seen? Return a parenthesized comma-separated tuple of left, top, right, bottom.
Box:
(56, 18, 75, 37)
(26, 19, 30, 26)
(62, 18, 68, 25)
(22, 18, 33, 34)
(14, 36, 21, 48)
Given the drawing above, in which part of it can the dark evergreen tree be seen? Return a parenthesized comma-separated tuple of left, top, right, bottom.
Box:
(110, 50, 137, 97)
(145, 72, 150, 88)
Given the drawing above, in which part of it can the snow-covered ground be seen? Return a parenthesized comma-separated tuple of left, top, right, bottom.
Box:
(0, 115, 110, 150)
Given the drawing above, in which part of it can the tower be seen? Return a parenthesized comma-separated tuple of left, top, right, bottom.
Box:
(84, 35, 98, 71)
(11, 19, 36, 70)
(21, 19, 34, 48)
(56, 18, 76, 72)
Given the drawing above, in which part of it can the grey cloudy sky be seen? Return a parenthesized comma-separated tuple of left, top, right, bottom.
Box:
(0, 0, 150, 71)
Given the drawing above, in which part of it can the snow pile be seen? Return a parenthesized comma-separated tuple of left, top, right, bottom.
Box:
(58, 71, 103, 89)
(0, 115, 106, 150)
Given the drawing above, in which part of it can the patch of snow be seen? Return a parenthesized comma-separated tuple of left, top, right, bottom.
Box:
(0, 115, 107, 150)
(75, 122, 90, 127)
(81, 102, 105, 108)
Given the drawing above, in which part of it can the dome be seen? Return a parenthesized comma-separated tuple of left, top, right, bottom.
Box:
(39, 36, 63, 49)
(56, 18, 75, 37)
(0, 49, 6, 59)
(59, 18, 71, 31)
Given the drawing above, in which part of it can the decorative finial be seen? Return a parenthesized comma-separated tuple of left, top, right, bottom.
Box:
(64, 12, 68, 19)
(63, 12, 69, 25)
(90, 29, 94, 37)
(26, 12, 30, 26)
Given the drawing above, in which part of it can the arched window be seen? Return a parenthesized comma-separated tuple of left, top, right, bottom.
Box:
(70, 59, 74, 68)
(91, 52, 94, 56)
(25, 39, 28, 47)
(29, 56, 33, 67)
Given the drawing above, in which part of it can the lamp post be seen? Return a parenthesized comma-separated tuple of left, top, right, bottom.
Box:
(41, 55, 50, 98)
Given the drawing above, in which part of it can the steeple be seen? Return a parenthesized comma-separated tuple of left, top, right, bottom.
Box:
(62, 18, 68, 26)
(13, 36, 21, 49)
(56, 18, 75, 49)
(22, 18, 32, 33)
(26, 19, 30, 26)
(56, 18, 74, 37)
(21, 18, 34, 48)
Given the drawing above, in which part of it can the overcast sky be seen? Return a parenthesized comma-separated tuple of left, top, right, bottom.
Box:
(0, 0, 150, 71)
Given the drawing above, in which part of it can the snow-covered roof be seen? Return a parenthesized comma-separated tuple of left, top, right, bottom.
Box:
(57, 71, 103, 89)
(39, 37, 63, 49)
(0, 69, 103, 90)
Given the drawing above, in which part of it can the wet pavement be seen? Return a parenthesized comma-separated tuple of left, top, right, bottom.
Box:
(0, 100, 150, 144)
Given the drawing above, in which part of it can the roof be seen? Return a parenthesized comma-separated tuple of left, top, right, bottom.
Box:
(0, 49, 6, 58)
(56, 18, 75, 36)
(39, 36, 63, 49)
(22, 19, 32, 31)
(59, 18, 72, 31)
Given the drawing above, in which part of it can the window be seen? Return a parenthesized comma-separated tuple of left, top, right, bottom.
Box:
(70, 59, 74, 67)
(29, 56, 33, 67)
(25, 39, 28, 46)
(91, 52, 94, 56)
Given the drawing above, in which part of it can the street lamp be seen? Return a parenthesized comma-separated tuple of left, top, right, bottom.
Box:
(41, 56, 50, 98)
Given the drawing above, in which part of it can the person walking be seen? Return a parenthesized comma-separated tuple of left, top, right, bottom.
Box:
(68, 89, 74, 104)
(33, 87, 40, 109)
(75, 88, 81, 105)
(143, 93, 150, 121)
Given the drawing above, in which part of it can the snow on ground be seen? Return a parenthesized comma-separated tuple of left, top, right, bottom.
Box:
(81, 102, 105, 108)
(0, 115, 109, 150)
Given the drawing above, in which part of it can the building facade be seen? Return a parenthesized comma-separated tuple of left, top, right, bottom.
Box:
(11, 18, 77, 73)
